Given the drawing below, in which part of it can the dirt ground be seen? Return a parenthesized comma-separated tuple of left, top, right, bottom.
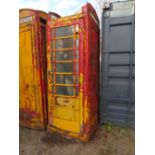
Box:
(19, 126, 134, 155)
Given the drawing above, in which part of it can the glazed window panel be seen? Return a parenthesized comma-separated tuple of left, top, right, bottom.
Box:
(55, 38, 74, 49)
(19, 16, 32, 24)
(75, 62, 79, 73)
(55, 51, 74, 61)
(50, 25, 80, 96)
(51, 63, 55, 72)
(55, 26, 74, 37)
(55, 62, 74, 72)
(56, 86, 74, 96)
(75, 86, 79, 96)
(56, 75, 74, 84)
(76, 76, 79, 84)
(51, 51, 78, 61)
(76, 50, 79, 60)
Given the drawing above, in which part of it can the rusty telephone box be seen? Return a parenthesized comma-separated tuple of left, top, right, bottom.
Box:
(19, 9, 60, 129)
(46, 3, 99, 141)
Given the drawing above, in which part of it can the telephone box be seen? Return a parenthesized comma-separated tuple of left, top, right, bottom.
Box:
(46, 3, 99, 141)
(19, 9, 60, 129)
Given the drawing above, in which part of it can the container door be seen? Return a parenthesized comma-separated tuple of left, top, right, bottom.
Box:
(48, 24, 82, 133)
(101, 13, 135, 127)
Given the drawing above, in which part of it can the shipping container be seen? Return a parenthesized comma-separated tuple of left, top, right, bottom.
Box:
(46, 3, 99, 141)
(100, 1, 135, 127)
(19, 9, 60, 129)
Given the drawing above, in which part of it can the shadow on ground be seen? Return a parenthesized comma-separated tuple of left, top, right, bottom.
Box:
(19, 126, 134, 155)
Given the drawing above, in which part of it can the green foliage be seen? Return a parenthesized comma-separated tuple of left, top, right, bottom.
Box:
(103, 123, 113, 132)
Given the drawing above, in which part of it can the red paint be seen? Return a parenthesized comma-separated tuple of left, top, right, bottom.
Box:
(46, 3, 99, 140)
(81, 3, 100, 139)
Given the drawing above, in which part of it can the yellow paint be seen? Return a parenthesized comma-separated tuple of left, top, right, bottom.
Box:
(57, 13, 83, 22)
(52, 48, 75, 52)
(19, 27, 37, 111)
(83, 96, 89, 124)
(53, 84, 76, 87)
(55, 95, 79, 98)
(47, 15, 87, 140)
(50, 96, 81, 133)
(47, 124, 90, 142)
(52, 35, 78, 40)
(50, 13, 83, 28)
(50, 72, 74, 75)
(79, 73, 84, 85)
(54, 60, 78, 63)
(19, 16, 44, 128)
(47, 72, 85, 136)
(52, 117, 80, 133)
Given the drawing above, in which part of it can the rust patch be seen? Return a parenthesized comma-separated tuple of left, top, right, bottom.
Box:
(19, 110, 33, 121)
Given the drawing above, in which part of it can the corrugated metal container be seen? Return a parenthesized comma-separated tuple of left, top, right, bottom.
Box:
(47, 3, 99, 141)
(19, 9, 59, 129)
(100, 1, 135, 127)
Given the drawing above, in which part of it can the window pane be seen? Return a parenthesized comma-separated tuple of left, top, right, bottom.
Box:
(76, 50, 79, 60)
(56, 86, 74, 96)
(56, 63, 73, 72)
(75, 86, 79, 96)
(56, 38, 74, 49)
(19, 16, 32, 24)
(52, 51, 78, 61)
(50, 26, 79, 97)
(51, 63, 55, 72)
(55, 51, 74, 61)
(55, 26, 74, 37)
(75, 62, 79, 73)
(76, 76, 79, 84)
(56, 75, 74, 84)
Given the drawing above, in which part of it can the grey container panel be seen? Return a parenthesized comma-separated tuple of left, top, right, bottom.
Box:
(109, 53, 130, 64)
(109, 66, 130, 77)
(110, 16, 133, 25)
(100, 1, 135, 127)
(132, 80, 135, 103)
(109, 22, 132, 52)
(103, 112, 129, 126)
(104, 1, 134, 18)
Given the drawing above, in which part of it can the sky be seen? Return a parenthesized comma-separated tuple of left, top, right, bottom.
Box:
(19, 0, 102, 18)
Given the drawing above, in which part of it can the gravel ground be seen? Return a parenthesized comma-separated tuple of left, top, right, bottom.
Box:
(19, 126, 135, 155)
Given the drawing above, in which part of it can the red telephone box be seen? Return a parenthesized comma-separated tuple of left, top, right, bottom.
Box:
(46, 3, 99, 141)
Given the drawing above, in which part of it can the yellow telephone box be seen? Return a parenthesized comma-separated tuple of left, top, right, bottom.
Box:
(19, 9, 48, 129)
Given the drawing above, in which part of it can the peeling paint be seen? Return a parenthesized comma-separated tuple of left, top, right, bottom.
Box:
(47, 3, 99, 141)
(19, 9, 48, 129)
